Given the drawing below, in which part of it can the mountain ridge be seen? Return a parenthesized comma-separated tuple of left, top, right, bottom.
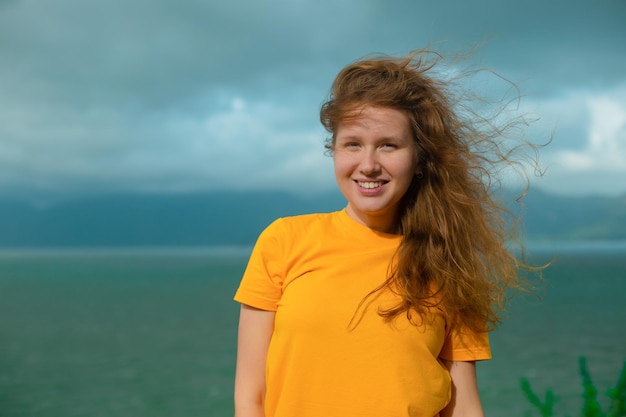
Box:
(1, 188, 624, 247)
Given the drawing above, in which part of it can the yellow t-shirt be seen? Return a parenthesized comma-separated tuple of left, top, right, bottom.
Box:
(234, 210, 491, 417)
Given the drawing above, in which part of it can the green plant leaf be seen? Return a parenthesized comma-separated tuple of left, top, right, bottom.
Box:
(580, 357, 603, 417)
(520, 377, 555, 417)
(606, 361, 626, 417)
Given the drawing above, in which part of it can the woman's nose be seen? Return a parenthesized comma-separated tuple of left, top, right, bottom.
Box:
(359, 148, 381, 175)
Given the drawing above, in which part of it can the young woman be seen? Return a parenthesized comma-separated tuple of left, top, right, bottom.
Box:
(233, 51, 535, 417)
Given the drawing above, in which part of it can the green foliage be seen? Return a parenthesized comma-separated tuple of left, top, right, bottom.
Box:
(606, 361, 626, 417)
(520, 357, 626, 417)
(520, 377, 556, 417)
(580, 357, 603, 417)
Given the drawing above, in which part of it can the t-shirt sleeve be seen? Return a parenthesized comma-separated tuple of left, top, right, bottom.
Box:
(439, 325, 492, 362)
(233, 219, 286, 311)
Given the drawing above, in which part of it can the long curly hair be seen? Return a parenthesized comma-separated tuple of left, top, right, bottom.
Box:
(320, 50, 541, 332)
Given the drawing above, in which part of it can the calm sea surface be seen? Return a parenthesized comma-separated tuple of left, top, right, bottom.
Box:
(0, 244, 624, 417)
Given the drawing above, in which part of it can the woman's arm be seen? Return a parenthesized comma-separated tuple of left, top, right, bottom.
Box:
(234, 304, 275, 417)
(440, 361, 485, 417)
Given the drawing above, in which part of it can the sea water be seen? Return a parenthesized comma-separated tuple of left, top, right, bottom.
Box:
(0, 245, 624, 417)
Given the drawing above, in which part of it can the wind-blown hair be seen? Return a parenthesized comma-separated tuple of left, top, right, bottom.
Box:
(320, 50, 540, 332)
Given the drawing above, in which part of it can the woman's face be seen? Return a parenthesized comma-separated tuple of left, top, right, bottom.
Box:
(333, 105, 418, 233)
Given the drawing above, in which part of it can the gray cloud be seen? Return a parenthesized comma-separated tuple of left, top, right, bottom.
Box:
(0, 0, 624, 198)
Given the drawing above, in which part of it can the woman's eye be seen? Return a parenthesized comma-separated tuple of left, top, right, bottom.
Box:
(381, 143, 397, 150)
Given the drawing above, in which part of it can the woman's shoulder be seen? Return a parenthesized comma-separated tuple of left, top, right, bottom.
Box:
(253, 211, 341, 252)
(269, 211, 340, 233)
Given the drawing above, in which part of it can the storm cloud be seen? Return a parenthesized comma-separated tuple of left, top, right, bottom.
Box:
(1, 0, 624, 197)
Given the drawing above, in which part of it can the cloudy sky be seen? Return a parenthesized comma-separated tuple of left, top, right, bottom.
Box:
(1, 0, 625, 199)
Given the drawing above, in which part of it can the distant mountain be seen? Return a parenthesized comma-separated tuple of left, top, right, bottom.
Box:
(520, 189, 626, 240)
(0, 189, 624, 248)
(0, 190, 346, 247)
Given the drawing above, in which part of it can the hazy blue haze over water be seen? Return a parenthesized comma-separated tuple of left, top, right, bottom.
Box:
(0, 243, 624, 417)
